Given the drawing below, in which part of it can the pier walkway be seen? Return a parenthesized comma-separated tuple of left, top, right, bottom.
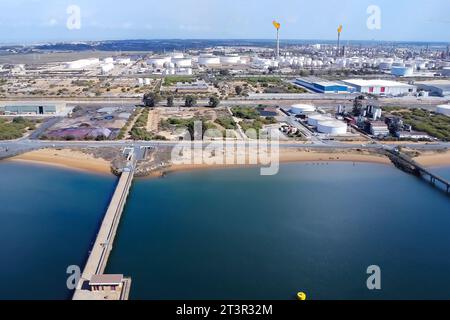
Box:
(73, 151, 136, 300)
(387, 149, 450, 195)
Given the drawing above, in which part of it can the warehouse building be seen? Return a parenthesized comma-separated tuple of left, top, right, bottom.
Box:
(0, 101, 71, 116)
(416, 80, 450, 97)
(294, 78, 351, 94)
(342, 79, 416, 96)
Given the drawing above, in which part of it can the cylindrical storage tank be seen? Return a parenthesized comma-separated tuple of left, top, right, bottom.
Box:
(391, 66, 414, 77)
(290, 104, 316, 115)
(307, 114, 332, 127)
(220, 55, 241, 65)
(317, 121, 348, 135)
(437, 105, 450, 116)
(198, 55, 220, 66)
(171, 52, 184, 59)
(173, 58, 192, 68)
(148, 57, 170, 67)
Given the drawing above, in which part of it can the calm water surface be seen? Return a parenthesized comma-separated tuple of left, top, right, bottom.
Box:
(1, 161, 449, 300)
(107, 163, 450, 300)
(0, 162, 116, 300)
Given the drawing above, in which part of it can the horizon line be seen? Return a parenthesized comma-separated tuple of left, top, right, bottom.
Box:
(1, 38, 450, 47)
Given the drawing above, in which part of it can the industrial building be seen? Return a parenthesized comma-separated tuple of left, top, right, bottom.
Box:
(416, 80, 450, 97)
(294, 78, 350, 94)
(0, 101, 71, 116)
(175, 80, 209, 93)
(369, 121, 390, 137)
(342, 79, 416, 96)
(66, 58, 100, 69)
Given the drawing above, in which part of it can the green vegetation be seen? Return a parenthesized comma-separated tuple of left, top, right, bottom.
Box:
(381, 106, 404, 113)
(263, 84, 307, 94)
(231, 106, 260, 120)
(129, 108, 166, 141)
(0, 117, 38, 140)
(71, 80, 95, 87)
(389, 108, 450, 141)
(163, 76, 195, 87)
(239, 77, 283, 85)
(215, 116, 237, 130)
(161, 117, 218, 140)
(167, 96, 174, 108)
(184, 95, 197, 108)
(143, 92, 161, 108)
(208, 96, 220, 108)
(117, 108, 140, 140)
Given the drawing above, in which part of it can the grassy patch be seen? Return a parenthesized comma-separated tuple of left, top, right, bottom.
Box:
(389, 108, 450, 141)
(163, 76, 195, 86)
(0, 117, 38, 140)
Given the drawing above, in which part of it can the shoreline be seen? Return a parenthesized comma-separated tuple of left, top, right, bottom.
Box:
(7, 149, 113, 175)
(3, 148, 450, 177)
(146, 151, 394, 178)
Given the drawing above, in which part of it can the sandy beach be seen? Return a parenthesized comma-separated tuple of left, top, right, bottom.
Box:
(4, 147, 450, 177)
(414, 150, 450, 167)
(8, 148, 112, 175)
(157, 149, 393, 177)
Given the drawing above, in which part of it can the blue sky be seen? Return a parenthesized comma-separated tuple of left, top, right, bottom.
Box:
(1, 0, 450, 43)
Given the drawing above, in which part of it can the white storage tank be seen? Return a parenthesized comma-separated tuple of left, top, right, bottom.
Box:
(290, 104, 316, 115)
(307, 114, 332, 127)
(171, 52, 184, 59)
(173, 58, 192, 68)
(437, 104, 450, 116)
(317, 120, 348, 135)
(148, 57, 170, 67)
(220, 55, 241, 65)
(198, 54, 221, 66)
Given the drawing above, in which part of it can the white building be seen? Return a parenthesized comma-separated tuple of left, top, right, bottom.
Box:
(342, 79, 416, 96)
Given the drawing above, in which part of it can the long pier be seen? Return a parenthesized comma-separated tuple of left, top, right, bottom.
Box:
(73, 151, 136, 300)
(387, 149, 450, 195)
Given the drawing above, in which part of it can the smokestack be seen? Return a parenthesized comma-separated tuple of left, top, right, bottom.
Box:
(273, 20, 281, 60)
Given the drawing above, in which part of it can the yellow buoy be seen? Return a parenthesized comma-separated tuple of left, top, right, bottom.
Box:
(297, 292, 307, 301)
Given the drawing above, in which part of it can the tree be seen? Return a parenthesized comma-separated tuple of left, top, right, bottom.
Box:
(185, 95, 197, 108)
(143, 92, 161, 108)
(208, 96, 220, 108)
(235, 85, 243, 96)
(167, 96, 174, 108)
